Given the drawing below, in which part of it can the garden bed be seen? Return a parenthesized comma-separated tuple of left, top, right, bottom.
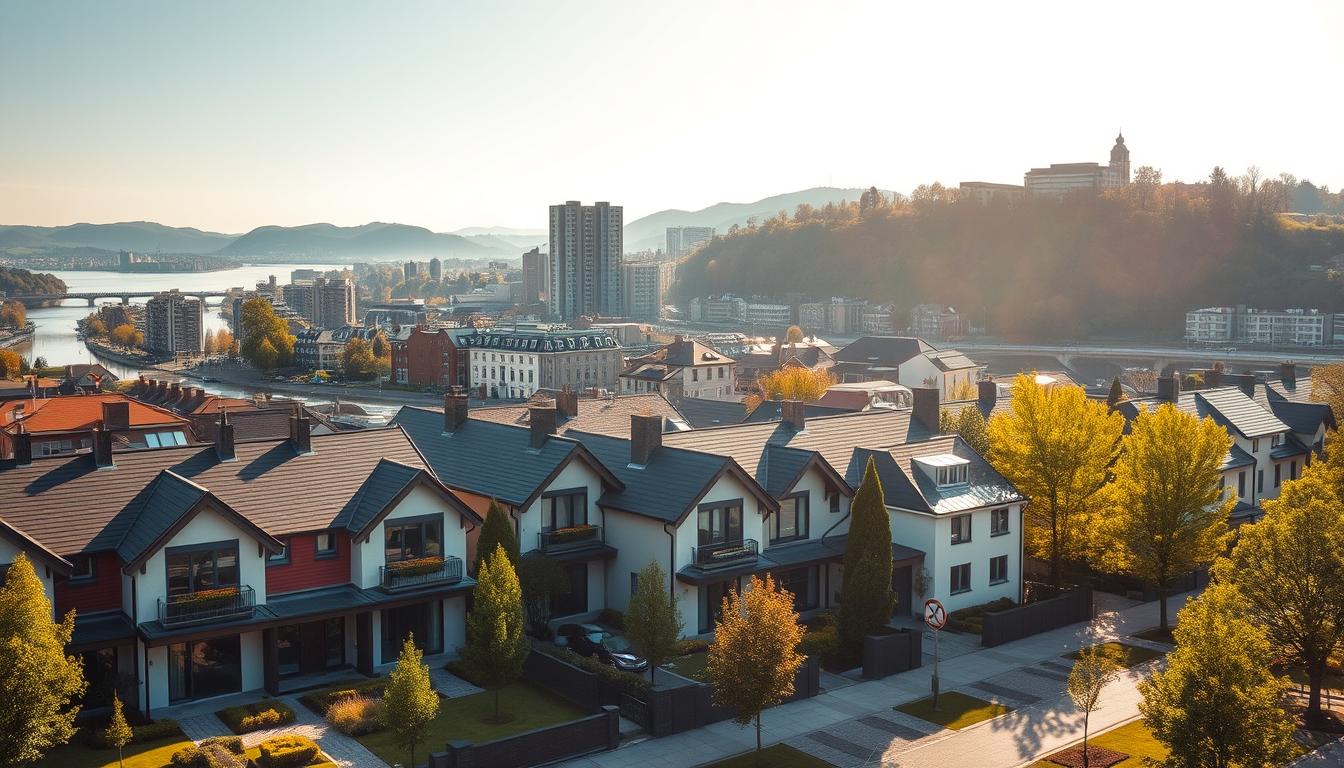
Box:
(894, 691, 1010, 730)
(662, 651, 711, 682)
(1032, 720, 1168, 768)
(296, 678, 386, 717)
(215, 698, 296, 734)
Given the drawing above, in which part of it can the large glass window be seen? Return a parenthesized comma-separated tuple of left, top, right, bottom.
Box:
(777, 566, 818, 612)
(166, 542, 239, 596)
(989, 555, 1009, 584)
(542, 491, 587, 530)
(167, 636, 242, 703)
(698, 503, 743, 546)
(381, 602, 443, 664)
(772, 494, 809, 543)
(277, 625, 302, 677)
(384, 518, 442, 563)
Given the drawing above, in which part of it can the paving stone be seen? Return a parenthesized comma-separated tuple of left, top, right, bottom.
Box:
(970, 680, 1042, 705)
(1039, 659, 1075, 675)
(857, 715, 928, 741)
(430, 667, 484, 698)
(1020, 665, 1071, 682)
(805, 730, 874, 761)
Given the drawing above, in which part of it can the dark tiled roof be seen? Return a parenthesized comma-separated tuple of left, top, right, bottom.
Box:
(469, 394, 688, 436)
(1119, 386, 1289, 439)
(662, 338, 735, 367)
(882, 435, 1025, 514)
(189, 407, 337, 444)
(741, 401, 857, 424)
(762, 446, 814, 497)
(1222, 444, 1256, 471)
(337, 459, 424, 533)
(833, 336, 934, 365)
(1270, 436, 1309, 460)
(676, 397, 752, 428)
(1266, 399, 1332, 435)
(0, 427, 435, 556)
(1265, 377, 1316, 404)
(114, 471, 209, 563)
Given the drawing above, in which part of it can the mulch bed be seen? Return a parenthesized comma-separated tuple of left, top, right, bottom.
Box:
(1043, 744, 1130, 768)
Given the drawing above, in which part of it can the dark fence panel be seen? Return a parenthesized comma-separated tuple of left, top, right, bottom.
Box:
(641, 657, 822, 737)
(862, 629, 923, 678)
(522, 651, 603, 712)
(981, 586, 1094, 648)
(428, 706, 619, 768)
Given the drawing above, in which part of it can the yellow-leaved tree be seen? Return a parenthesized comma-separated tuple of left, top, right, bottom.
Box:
(1100, 403, 1232, 633)
(987, 374, 1123, 587)
(748, 366, 835, 409)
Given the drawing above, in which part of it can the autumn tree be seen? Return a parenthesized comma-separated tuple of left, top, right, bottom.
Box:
(749, 366, 834, 409)
(340, 338, 379, 380)
(239, 298, 295, 369)
(203, 329, 215, 355)
(109, 323, 142, 348)
(380, 636, 439, 768)
(987, 374, 1123, 586)
(1100, 403, 1232, 633)
(1312, 362, 1344, 428)
(213, 329, 235, 357)
(625, 561, 683, 682)
(1067, 642, 1121, 768)
(461, 545, 528, 721)
(0, 349, 21, 379)
(370, 330, 391, 360)
(473, 501, 518, 573)
(251, 337, 279, 371)
(785, 325, 804, 343)
(1214, 451, 1344, 725)
(939, 405, 989, 455)
(708, 574, 805, 753)
(0, 554, 86, 767)
(1139, 584, 1296, 768)
(1105, 376, 1124, 408)
(839, 458, 893, 652)
(102, 693, 132, 768)
(0, 300, 26, 329)
(83, 313, 108, 338)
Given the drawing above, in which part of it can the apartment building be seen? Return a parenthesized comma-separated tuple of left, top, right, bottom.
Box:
(390, 326, 473, 388)
(549, 201, 623, 320)
(145, 291, 204, 355)
(621, 260, 672, 322)
(461, 324, 622, 400)
(521, 247, 546, 307)
(911, 304, 970, 341)
(666, 226, 715, 259)
(1186, 306, 1334, 346)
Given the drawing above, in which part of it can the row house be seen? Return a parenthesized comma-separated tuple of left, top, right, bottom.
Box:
(389, 326, 473, 388)
(0, 413, 479, 715)
(833, 336, 983, 400)
(0, 395, 193, 460)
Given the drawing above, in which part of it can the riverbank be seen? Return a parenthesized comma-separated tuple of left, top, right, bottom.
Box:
(171, 361, 448, 408)
(0, 324, 35, 349)
(83, 338, 169, 367)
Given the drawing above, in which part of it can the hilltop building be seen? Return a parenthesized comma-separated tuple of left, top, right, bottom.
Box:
(1185, 306, 1334, 346)
(1023, 133, 1132, 196)
(666, 226, 715, 259)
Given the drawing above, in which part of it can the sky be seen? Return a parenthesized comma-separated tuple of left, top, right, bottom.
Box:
(2, 0, 1342, 234)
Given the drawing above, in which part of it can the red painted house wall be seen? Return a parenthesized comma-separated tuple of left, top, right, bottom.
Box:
(266, 531, 351, 596)
(55, 552, 122, 615)
(403, 329, 466, 388)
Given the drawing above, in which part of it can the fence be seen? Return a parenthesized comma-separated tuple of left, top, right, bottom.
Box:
(427, 706, 619, 768)
(862, 628, 923, 679)
(981, 586, 1094, 648)
(640, 657, 821, 738)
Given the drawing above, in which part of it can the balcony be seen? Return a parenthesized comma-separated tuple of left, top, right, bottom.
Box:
(538, 524, 603, 553)
(692, 539, 759, 569)
(379, 555, 464, 592)
(158, 585, 256, 628)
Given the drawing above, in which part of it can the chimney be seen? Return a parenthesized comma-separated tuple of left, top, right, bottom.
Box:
(674, 334, 685, 344)
(215, 409, 235, 461)
(1228, 373, 1256, 398)
(92, 425, 114, 468)
(529, 405, 557, 448)
(101, 400, 130, 431)
(781, 400, 806, 431)
(630, 413, 662, 465)
(443, 391, 469, 432)
(912, 387, 940, 432)
(1280, 361, 1296, 386)
(289, 407, 312, 453)
(1157, 374, 1181, 402)
(1205, 367, 1223, 388)
(555, 389, 579, 420)
(12, 427, 32, 467)
(977, 380, 998, 410)
(169, 382, 182, 402)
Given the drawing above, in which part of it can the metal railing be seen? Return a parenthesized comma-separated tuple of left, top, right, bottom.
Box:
(158, 585, 255, 628)
(692, 539, 759, 568)
(538, 524, 602, 553)
(379, 555, 464, 591)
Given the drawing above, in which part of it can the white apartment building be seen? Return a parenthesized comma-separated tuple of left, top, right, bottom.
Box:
(1186, 306, 1334, 346)
(744, 302, 791, 328)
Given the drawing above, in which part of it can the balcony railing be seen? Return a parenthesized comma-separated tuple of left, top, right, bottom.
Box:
(538, 524, 602, 553)
(158, 585, 255, 628)
(692, 539, 759, 569)
(379, 555, 464, 592)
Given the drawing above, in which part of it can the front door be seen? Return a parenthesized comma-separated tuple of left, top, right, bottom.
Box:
(381, 602, 443, 664)
(892, 565, 913, 617)
(700, 580, 732, 634)
(300, 621, 329, 675)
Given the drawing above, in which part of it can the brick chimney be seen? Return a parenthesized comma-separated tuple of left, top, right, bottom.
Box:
(12, 426, 31, 467)
(1280, 361, 1296, 386)
(169, 382, 182, 403)
(912, 387, 939, 432)
(1205, 366, 1223, 388)
(630, 413, 662, 465)
(977, 380, 998, 411)
(781, 400, 806, 431)
(555, 389, 579, 420)
(215, 409, 235, 461)
(289, 407, 313, 454)
(443, 391, 469, 432)
(1157, 374, 1181, 402)
(529, 405, 557, 448)
(92, 424, 114, 468)
(101, 400, 130, 431)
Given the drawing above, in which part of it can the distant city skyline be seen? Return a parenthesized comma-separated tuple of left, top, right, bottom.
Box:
(2, 0, 1341, 233)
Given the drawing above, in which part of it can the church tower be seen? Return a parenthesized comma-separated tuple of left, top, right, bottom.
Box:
(1110, 131, 1131, 184)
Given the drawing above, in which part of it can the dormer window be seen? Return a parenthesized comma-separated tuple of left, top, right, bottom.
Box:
(915, 454, 970, 488)
(938, 465, 968, 486)
(1271, 434, 1281, 448)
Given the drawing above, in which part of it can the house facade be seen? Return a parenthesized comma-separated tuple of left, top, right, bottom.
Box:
(832, 336, 983, 400)
(619, 336, 736, 401)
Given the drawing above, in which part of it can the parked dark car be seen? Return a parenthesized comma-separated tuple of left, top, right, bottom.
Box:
(553, 623, 649, 672)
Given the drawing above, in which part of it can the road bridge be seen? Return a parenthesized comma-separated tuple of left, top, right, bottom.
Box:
(954, 340, 1344, 373)
(5, 291, 232, 307)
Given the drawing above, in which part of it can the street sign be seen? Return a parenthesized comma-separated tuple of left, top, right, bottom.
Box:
(924, 598, 947, 631)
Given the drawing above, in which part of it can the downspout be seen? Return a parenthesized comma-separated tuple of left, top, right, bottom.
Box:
(663, 522, 676, 604)
(1018, 503, 1026, 604)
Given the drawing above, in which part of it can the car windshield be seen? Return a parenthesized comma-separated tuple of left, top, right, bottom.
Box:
(601, 635, 633, 653)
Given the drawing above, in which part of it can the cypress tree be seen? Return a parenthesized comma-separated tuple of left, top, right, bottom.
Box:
(1106, 376, 1124, 409)
(838, 458, 893, 653)
(474, 500, 518, 573)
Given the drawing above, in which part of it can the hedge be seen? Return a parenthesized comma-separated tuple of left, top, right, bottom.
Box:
(258, 734, 321, 768)
(170, 740, 246, 768)
(215, 698, 296, 734)
(88, 718, 183, 748)
(297, 678, 386, 716)
(947, 597, 1015, 634)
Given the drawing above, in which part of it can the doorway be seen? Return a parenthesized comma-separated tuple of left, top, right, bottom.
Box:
(892, 565, 913, 618)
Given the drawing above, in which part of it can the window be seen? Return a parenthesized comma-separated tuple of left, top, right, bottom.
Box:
(542, 490, 587, 530)
(772, 494, 809, 543)
(315, 532, 336, 558)
(168, 636, 241, 703)
(1271, 434, 1281, 448)
(1252, 438, 1260, 453)
(1291, 461, 1298, 480)
(268, 538, 290, 565)
(936, 464, 968, 486)
(39, 439, 74, 456)
(777, 566, 819, 611)
(1257, 469, 1264, 493)
(692, 369, 699, 382)
(1274, 463, 1281, 488)
(698, 502, 743, 546)
(989, 555, 1008, 585)
(951, 514, 972, 544)
(166, 542, 239, 596)
(990, 508, 1009, 536)
(1238, 471, 1246, 497)
(384, 517, 443, 563)
(70, 555, 95, 582)
(630, 572, 639, 599)
(829, 492, 841, 515)
(950, 563, 971, 594)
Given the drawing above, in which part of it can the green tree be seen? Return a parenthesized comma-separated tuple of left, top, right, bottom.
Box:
(1066, 643, 1121, 768)
(1214, 451, 1344, 725)
(473, 501, 518, 573)
(518, 556, 569, 634)
(1101, 403, 1232, 632)
(708, 574, 805, 753)
(938, 405, 989, 455)
(1105, 376, 1124, 408)
(987, 374, 1124, 587)
(1139, 584, 1296, 768)
(462, 545, 529, 720)
(102, 693, 132, 768)
(838, 458, 893, 652)
(0, 554, 86, 767)
(340, 338, 379, 380)
(625, 561, 683, 682)
(380, 636, 439, 768)
(252, 336, 279, 371)
(239, 298, 295, 370)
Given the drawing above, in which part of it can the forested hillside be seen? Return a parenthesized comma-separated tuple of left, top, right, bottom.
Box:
(672, 172, 1344, 341)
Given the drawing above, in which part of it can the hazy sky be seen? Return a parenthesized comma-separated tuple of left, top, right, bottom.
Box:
(2, 0, 1341, 233)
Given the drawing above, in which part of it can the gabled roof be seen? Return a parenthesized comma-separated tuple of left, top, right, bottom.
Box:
(676, 397, 752, 428)
(338, 459, 479, 538)
(189, 406, 338, 443)
(0, 517, 71, 575)
(1266, 398, 1333, 436)
(1221, 444, 1256, 471)
(925, 349, 979, 372)
(833, 336, 934, 365)
(1117, 386, 1289, 439)
(1265, 376, 1316, 404)
(879, 435, 1025, 514)
(0, 394, 191, 435)
(469, 393, 690, 437)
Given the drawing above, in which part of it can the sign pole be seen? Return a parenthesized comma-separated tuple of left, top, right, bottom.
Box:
(924, 598, 946, 713)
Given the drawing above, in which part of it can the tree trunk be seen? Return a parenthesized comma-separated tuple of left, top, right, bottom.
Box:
(1308, 658, 1326, 724)
(1082, 711, 1089, 768)
(756, 712, 762, 752)
(1157, 584, 1169, 633)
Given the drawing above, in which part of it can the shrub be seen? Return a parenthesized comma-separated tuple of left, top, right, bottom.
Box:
(258, 734, 320, 768)
(947, 597, 1016, 634)
(325, 695, 384, 736)
(215, 698, 295, 734)
(797, 624, 839, 661)
(297, 679, 384, 716)
(673, 638, 710, 656)
(88, 717, 183, 748)
(199, 736, 243, 754)
(597, 608, 625, 630)
(385, 556, 445, 577)
(169, 742, 247, 768)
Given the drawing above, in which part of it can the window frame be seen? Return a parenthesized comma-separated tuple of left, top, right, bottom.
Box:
(771, 492, 810, 544)
(541, 488, 588, 532)
(990, 507, 1009, 537)
(383, 515, 444, 563)
(697, 500, 744, 546)
(69, 554, 96, 583)
(165, 539, 241, 597)
(267, 537, 290, 566)
(950, 513, 973, 545)
(315, 531, 337, 559)
(989, 555, 1009, 585)
(950, 563, 971, 594)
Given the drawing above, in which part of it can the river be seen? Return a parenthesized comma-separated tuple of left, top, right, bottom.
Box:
(7, 263, 401, 418)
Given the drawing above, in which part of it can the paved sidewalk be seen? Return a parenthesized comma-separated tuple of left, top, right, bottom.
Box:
(557, 592, 1195, 768)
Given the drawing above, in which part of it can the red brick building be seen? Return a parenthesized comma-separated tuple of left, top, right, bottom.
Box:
(392, 327, 470, 388)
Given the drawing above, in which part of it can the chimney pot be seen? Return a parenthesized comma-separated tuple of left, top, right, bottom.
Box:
(1158, 374, 1181, 402)
(630, 413, 662, 465)
(529, 406, 557, 447)
(92, 425, 114, 468)
(289, 408, 312, 453)
(912, 387, 940, 432)
(215, 409, 235, 461)
(1280, 361, 1296, 386)
(443, 392, 469, 432)
(781, 400, 806, 431)
(977, 380, 998, 409)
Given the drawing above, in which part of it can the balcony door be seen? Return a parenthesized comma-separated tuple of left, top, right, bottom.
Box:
(697, 503, 743, 547)
(167, 635, 242, 703)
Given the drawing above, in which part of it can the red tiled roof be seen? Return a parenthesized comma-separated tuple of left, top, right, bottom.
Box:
(0, 394, 190, 435)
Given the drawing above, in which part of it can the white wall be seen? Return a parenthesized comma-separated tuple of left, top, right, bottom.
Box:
(0, 537, 55, 610)
(354, 484, 466, 589)
(445, 596, 467, 657)
(133, 506, 270, 623)
(519, 459, 604, 555)
(602, 511, 669, 614)
(922, 502, 1021, 615)
(672, 474, 766, 635)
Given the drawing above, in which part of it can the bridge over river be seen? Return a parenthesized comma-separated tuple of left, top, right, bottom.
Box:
(6, 291, 232, 307)
(955, 340, 1344, 377)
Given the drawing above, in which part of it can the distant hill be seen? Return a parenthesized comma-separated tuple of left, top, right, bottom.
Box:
(0, 221, 237, 254)
(217, 222, 506, 259)
(623, 187, 887, 252)
(452, 226, 546, 237)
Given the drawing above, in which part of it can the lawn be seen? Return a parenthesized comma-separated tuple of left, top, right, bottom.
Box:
(35, 735, 193, 768)
(1066, 642, 1164, 669)
(1033, 720, 1168, 767)
(895, 691, 1011, 730)
(664, 651, 712, 682)
(700, 743, 834, 768)
(356, 682, 586, 766)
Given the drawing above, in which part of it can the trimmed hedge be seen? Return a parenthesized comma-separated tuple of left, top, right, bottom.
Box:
(947, 597, 1015, 634)
(215, 698, 296, 734)
(258, 734, 321, 768)
(170, 740, 246, 768)
(200, 736, 244, 753)
(526, 645, 652, 699)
